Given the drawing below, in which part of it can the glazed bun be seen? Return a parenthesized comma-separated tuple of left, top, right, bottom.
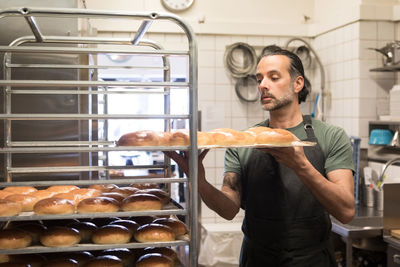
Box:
(254, 127, 296, 145)
(0, 199, 22, 216)
(136, 189, 170, 205)
(33, 198, 75, 215)
(0, 229, 32, 249)
(99, 248, 135, 267)
(6, 194, 39, 212)
(13, 222, 47, 244)
(246, 126, 272, 135)
(197, 131, 212, 146)
(208, 129, 236, 146)
(3, 186, 37, 195)
(46, 185, 79, 194)
(69, 189, 102, 204)
(134, 223, 175, 243)
(100, 193, 125, 205)
(142, 247, 178, 262)
(109, 219, 140, 233)
(121, 194, 162, 211)
(29, 190, 56, 201)
(88, 184, 118, 193)
(92, 225, 132, 245)
(136, 253, 173, 267)
(129, 216, 158, 226)
(59, 251, 94, 267)
(40, 226, 81, 247)
(117, 130, 170, 147)
(67, 222, 98, 243)
(41, 259, 78, 267)
(76, 197, 120, 214)
(110, 187, 138, 198)
(0, 190, 13, 199)
(83, 255, 123, 267)
(9, 254, 45, 267)
(212, 128, 256, 146)
(152, 217, 188, 236)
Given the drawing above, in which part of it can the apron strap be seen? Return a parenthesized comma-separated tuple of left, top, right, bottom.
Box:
(302, 115, 316, 140)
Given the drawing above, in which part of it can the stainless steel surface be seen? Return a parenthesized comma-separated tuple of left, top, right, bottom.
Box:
(384, 183, 400, 230)
(331, 205, 384, 267)
(0, 6, 199, 266)
(373, 157, 400, 189)
(384, 237, 400, 267)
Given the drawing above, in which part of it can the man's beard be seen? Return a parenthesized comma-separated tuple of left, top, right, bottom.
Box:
(260, 85, 295, 111)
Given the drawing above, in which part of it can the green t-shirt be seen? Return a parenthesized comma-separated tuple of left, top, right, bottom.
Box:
(224, 118, 354, 176)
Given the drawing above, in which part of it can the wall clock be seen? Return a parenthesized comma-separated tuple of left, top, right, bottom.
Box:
(161, 0, 194, 12)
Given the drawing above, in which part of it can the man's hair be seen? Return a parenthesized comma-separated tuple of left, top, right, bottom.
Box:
(259, 45, 311, 103)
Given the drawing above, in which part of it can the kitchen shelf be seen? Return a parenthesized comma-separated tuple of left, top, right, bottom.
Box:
(370, 66, 400, 72)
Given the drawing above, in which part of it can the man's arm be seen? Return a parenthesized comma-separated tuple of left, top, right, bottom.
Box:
(163, 151, 241, 220)
(261, 146, 355, 224)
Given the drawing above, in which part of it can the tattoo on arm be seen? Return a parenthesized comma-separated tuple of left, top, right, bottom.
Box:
(222, 172, 241, 195)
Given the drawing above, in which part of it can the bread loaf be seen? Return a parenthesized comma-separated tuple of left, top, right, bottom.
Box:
(33, 198, 75, 215)
(136, 253, 173, 267)
(121, 194, 162, 211)
(40, 227, 81, 247)
(134, 223, 175, 243)
(92, 225, 132, 244)
(0, 229, 32, 249)
(0, 199, 22, 216)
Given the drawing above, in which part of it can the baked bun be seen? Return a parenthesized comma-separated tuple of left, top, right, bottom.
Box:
(213, 128, 256, 146)
(129, 183, 159, 190)
(29, 190, 56, 201)
(67, 222, 98, 243)
(89, 217, 120, 227)
(134, 223, 175, 243)
(46, 185, 79, 194)
(121, 194, 162, 211)
(41, 259, 78, 267)
(254, 127, 296, 145)
(136, 253, 173, 267)
(83, 255, 123, 267)
(100, 193, 125, 204)
(9, 254, 45, 267)
(129, 216, 158, 226)
(197, 131, 212, 146)
(246, 126, 272, 135)
(136, 189, 170, 205)
(13, 222, 47, 244)
(117, 130, 170, 147)
(109, 219, 140, 233)
(59, 251, 94, 267)
(33, 198, 75, 215)
(208, 129, 236, 146)
(99, 248, 135, 267)
(69, 189, 102, 204)
(0, 190, 13, 199)
(169, 130, 189, 146)
(3, 186, 37, 195)
(6, 194, 38, 212)
(0, 199, 22, 216)
(0, 229, 32, 249)
(142, 247, 178, 262)
(88, 184, 118, 193)
(77, 197, 120, 213)
(40, 226, 81, 247)
(92, 225, 132, 244)
(152, 217, 188, 236)
(110, 187, 138, 197)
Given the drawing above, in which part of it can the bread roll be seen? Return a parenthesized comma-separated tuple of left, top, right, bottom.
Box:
(135, 189, 170, 205)
(0, 199, 22, 216)
(129, 216, 157, 226)
(89, 217, 120, 227)
(99, 193, 124, 205)
(129, 183, 159, 190)
(40, 226, 81, 247)
(0, 229, 32, 249)
(59, 251, 94, 267)
(134, 223, 175, 243)
(83, 255, 123, 267)
(254, 127, 296, 145)
(109, 219, 140, 233)
(77, 197, 120, 213)
(168, 130, 189, 146)
(246, 126, 272, 135)
(6, 194, 39, 212)
(110, 187, 138, 198)
(46, 185, 79, 194)
(208, 129, 236, 146)
(13, 222, 47, 244)
(117, 130, 170, 147)
(99, 248, 135, 267)
(88, 184, 118, 193)
(152, 217, 188, 236)
(142, 247, 178, 262)
(0, 190, 13, 199)
(136, 253, 173, 267)
(92, 225, 132, 244)
(41, 259, 78, 267)
(197, 131, 212, 146)
(67, 222, 97, 243)
(121, 194, 162, 211)
(33, 198, 75, 215)
(29, 190, 56, 201)
(3, 186, 37, 195)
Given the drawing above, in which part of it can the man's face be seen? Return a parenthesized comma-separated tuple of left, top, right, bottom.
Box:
(256, 55, 296, 111)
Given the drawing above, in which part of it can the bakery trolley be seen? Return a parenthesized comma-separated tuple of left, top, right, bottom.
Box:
(0, 7, 199, 266)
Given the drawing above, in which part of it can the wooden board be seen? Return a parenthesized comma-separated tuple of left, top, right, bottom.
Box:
(391, 229, 400, 239)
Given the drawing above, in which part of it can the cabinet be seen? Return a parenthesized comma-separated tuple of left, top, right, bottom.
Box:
(368, 121, 400, 164)
(0, 7, 199, 266)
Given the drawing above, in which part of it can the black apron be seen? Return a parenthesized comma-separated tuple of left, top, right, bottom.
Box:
(239, 115, 336, 267)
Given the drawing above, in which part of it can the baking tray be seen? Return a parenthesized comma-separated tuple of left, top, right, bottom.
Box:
(0, 200, 186, 222)
(0, 237, 189, 255)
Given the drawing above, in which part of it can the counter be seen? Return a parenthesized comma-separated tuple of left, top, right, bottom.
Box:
(331, 205, 383, 267)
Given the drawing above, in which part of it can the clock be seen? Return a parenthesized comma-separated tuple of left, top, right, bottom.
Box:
(161, 0, 194, 12)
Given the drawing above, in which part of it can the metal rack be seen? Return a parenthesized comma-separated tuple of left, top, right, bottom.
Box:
(0, 7, 199, 266)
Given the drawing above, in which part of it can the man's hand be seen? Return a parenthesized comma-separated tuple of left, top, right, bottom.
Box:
(257, 146, 308, 171)
(163, 149, 209, 179)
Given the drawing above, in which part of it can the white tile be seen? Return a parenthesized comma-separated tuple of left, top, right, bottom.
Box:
(248, 36, 264, 47)
(204, 167, 216, 185)
(215, 67, 232, 85)
(232, 117, 248, 130)
(216, 149, 226, 168)
(198, 84, 215, 102)
(197, 35, 216, 50)
(343, 80, 353, 98)
(215, 85, 232, 102)
(198, 67, 216, 85)
(336, 63, 344, 81)
(343, 99, 352, 117)
(200, 217, 215, 224)
(263, 36, 280, 46)
(247, 101, 264, 118)
(343, 61, 352, 81)
(359, 60, 379, 79)
(215, 35, 232, 51)
(198, 50, 216, 67)
(359, 98, 377, 118)
(231, 100, 247, 117)
(201, 202, 217, 218)
(203, 150, 216, 169)
(216, 167, 225, 179)
(359, 40, 378, 61)
(343, 42, 352, 61)
(359, 79, 377, 98)
(334, 27, 345, 44)
(231, 36, 248, 44)
(377, 21, 395, 41)
(352, 22, 360, 40)
(215, 51, 225, 68)
(351, 98, 360, 118)
(359, 21, 377, 40)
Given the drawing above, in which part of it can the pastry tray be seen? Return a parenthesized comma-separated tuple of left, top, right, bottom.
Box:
(0, 200, 186, 222)
(0, 236, 189, 255)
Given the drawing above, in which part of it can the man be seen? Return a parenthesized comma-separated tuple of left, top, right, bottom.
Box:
(165, 48, 355, 266)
